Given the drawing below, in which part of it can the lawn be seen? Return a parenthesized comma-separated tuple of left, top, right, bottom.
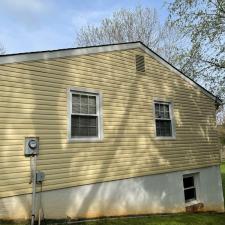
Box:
(221, 161, 225, 200)
(1, 162, 225, 225)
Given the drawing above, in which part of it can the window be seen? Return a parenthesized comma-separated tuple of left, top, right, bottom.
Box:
(154, 101, 173, 137)
(69, 88, 103, 141)
(183, 175, 197, 203)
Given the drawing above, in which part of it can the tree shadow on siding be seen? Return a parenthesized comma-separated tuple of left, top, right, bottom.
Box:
(0, 49, 220, 220)
(61, 52, 220, 219)
(59, 51, 190, 218)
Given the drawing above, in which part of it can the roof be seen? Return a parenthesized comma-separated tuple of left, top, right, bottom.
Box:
(0, 41, 222, 105)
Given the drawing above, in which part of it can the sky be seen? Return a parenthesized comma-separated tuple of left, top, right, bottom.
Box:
(0, 0, 169, 54)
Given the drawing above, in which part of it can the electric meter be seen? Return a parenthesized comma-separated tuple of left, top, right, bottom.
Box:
(24, 137, 39, 156)
(28, 139, 38, 149)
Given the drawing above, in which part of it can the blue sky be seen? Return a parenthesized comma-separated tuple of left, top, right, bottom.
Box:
(0, 0, 169, 54)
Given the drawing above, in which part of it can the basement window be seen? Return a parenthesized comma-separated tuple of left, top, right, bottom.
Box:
(68, 88, 103, 141)
(135, 55, 145, 72)
(183, 174, 197, 203)
(154, 101, 174, 138)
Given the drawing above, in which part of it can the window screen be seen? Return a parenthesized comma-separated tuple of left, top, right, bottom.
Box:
(154, 102, 172, 137)
(71, 92, 99, 138)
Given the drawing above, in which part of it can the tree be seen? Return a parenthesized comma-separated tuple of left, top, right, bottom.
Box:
(218, 124, 225, 145)
(76, 6, 181, 63)
(76, 4, 225, 122)
(168, 0, 225, 104)
(0, 43, 5, 55)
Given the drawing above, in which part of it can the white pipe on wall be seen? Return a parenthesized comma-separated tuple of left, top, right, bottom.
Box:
(31, 155, 37, 225)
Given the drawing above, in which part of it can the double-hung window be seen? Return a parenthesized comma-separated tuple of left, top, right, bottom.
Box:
(154, 101, 174, 137)
(69, 88, 103, 141)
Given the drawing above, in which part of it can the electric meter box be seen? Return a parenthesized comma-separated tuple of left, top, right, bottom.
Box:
(24, 137, 39, 156)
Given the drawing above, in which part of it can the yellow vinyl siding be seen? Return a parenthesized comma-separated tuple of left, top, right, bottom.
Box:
(0, 48, 220, 198)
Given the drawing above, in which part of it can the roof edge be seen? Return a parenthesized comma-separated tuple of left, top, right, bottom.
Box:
(0, 42, 141, 64)
(0, 41, 221, 105)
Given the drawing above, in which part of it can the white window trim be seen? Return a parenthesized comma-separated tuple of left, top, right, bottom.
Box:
(67, 87, 104, 142)
(153, 98, 176, 140)
(183, 173, 200, 206)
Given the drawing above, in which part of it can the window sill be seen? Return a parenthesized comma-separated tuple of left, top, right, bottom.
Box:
(185, 200, 199, 207)
(68, 137, 104, 143)
(154, 136, 176, 140)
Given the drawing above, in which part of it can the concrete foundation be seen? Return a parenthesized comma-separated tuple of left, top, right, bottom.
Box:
(0, 165, 224, 220)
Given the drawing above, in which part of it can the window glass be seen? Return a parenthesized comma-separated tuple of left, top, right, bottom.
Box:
(155, 102, 173, 137)
(71, 92, 99, 139)
(183, 176, 194, 188)
(183, 175, 197, 203)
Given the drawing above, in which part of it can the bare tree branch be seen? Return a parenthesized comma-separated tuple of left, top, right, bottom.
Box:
(76, 6, 181, 63)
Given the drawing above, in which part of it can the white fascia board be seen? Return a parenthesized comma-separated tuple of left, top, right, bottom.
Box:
(0, 43, 140, 65)
(0, 42, 221, 104)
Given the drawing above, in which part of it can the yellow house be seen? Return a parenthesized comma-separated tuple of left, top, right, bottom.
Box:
(0, 42, 224, 220)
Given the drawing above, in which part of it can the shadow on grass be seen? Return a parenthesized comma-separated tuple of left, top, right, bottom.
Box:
(1, 213, 225, 225)
(70, 213, 225, 225)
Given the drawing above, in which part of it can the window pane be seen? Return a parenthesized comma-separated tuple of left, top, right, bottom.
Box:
(72, 104, 80, 113)
(89, 106, 96, 114)
(165, 111, 170, 119)
(155, 103, 170, 119)
(71, 115, 98, 137)
(156, 120, 172, 136)
(79, 116, 89, 126)
(72, 94, 80, 104)
(164, 104, 169, 112)
(81, 105, 88, 114)
(79, 127, 89, 136)
(89, 96, 96, 106)
(72, 94, 97, 115)
(71, 127, 80, 137)
(72, 94, 80, 113)
(89, 127, 98, 136)
(183, 176, 194, 188)
(155, 103, 159, 111)
(81, 95, 88, 104)
(89, 116, 97, 127)
(184, 188, 196, 202)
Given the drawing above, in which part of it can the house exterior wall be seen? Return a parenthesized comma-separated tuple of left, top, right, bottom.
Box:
(0, 48, 221, 198)
(0, 165, 223, 220)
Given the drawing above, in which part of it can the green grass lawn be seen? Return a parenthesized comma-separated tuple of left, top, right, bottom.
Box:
(221, 162, 225, 201)
(76, 213, 225, 225)
(1, 162, 225, 225)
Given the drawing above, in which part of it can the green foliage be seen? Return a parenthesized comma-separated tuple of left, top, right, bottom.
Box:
(168, 0, 225, 102)
(218, 125, 225, 144)
(0, 213, 225, 225)
(221, 162, 225, 202)
(5, 214, 225, 225)
(76, 3, 225, 121)
(77, 214, 225, 225)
